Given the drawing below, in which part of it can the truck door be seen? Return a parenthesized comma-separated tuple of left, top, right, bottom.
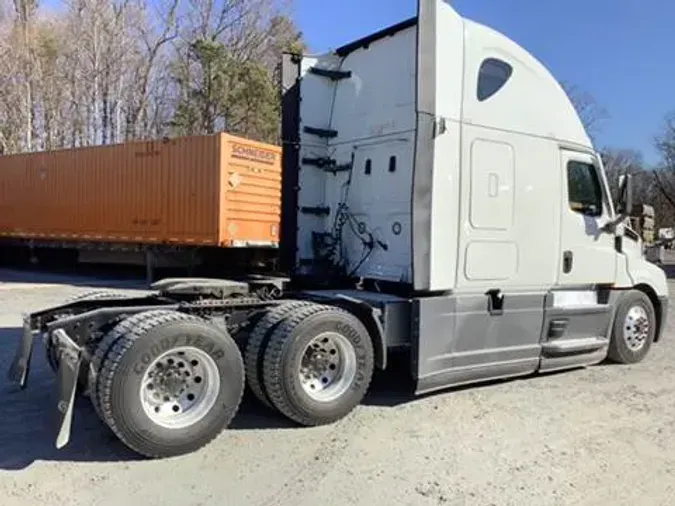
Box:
(557, 149, 617, 286)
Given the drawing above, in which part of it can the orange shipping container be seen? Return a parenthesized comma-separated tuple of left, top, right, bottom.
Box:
(0, 133, 282, 248)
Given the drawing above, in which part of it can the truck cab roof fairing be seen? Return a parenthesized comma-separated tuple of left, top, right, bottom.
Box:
(327, 3, 591, 150)
(334, 17, 418, 58)
(461, 18, 592, 148)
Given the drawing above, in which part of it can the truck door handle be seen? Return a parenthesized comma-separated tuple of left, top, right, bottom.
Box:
(563, 251, 573, 273)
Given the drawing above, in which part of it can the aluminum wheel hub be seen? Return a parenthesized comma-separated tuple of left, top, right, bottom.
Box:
(623, 305, 650, 352)
(140, 346, 220, 429)
(299, 331, 357, 403)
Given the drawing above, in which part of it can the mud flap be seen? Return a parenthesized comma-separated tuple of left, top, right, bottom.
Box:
(7, 315, 36, 388)
(53, 329, 83, 449)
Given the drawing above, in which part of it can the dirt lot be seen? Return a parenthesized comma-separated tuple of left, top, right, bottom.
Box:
(1, 267, 675, 506)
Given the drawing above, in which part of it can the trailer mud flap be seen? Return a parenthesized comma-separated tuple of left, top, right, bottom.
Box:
(53, 329, 83, 449)
(7, 315, 35, 388)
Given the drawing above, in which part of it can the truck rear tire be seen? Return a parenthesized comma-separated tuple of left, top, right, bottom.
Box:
(262, 303, 374, 426)
(88, 309, 178, 422)
(244, 300, 314, 409)
(96, 309, 245, 458)
(607, 290, 656, 364)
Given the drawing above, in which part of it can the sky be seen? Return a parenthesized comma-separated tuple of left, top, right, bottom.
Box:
(293, 0, 675, 167)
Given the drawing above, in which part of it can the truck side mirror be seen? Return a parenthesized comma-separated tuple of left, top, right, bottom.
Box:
(602, 173, 633, 234)
(617, 173, 633, 219)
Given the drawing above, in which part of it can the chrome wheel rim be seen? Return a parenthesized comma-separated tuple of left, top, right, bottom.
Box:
(623, 305, 650, 351)
(299, 332, 357, 403)
(140, 346, 220, 429)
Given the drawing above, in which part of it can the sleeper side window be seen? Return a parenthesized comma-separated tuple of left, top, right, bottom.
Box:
(477, 58, 513, 102)
(567, 161, 603, 217)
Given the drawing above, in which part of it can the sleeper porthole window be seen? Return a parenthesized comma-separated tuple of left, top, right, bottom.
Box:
(477, 58, 513, 102)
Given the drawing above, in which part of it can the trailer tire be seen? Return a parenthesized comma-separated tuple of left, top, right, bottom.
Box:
(97, 310, 245, 458)
(262, 303, 374, 426)
(607, 289, 656, 365)
(244, 300, 314, 409)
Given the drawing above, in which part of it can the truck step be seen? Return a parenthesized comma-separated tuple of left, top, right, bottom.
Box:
(541, 337, 608, 356)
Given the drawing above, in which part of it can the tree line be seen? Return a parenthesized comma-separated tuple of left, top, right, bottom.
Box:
(564, 82, 675, 230)
(0, 0, 305, 153)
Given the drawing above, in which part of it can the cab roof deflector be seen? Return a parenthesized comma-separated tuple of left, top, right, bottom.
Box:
(335, 17, 418, 57)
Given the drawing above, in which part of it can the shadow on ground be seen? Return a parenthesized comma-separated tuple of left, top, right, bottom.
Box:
(0, 323, 590, 470)
(0, 326, 143, 470)
(0, 267, 148, 291)
(0, 324, 429, 470)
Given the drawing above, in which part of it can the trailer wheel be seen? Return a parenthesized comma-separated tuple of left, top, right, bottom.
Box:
(607, 290, 656, 364)
(262, 303, 374, 426)
(97, 310, 245, 458)
(244, 300, 314, 409)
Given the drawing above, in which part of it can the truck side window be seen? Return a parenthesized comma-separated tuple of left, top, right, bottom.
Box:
(477, 58, 513, 102)
(567, 161, 603, 217)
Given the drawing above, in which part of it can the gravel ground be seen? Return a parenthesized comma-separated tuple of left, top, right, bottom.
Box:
(1, 267, 675, 506)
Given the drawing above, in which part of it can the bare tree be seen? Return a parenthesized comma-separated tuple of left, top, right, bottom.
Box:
(169, 0, 303, 142)
(652, 111, 675, 221)
(562, 81, 610, 143)
(12, 0, 39, 150)
(655, 111, 675, 170)
(601, 148, 644, 193)
(0, 0, 304, 153)
(121, 0, 180, 140)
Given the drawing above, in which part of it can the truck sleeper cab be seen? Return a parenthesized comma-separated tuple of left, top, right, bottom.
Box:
(280, 0, 668, 391)
(8, 0, 669, 459)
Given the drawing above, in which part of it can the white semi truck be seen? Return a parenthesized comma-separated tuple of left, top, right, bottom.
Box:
(8, 0, 669, 458)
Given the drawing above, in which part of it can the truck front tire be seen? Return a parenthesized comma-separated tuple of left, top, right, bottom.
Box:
(608, 290, 657, 365)
(262, 303, 375, 426)
(96, 310, 244, 458)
